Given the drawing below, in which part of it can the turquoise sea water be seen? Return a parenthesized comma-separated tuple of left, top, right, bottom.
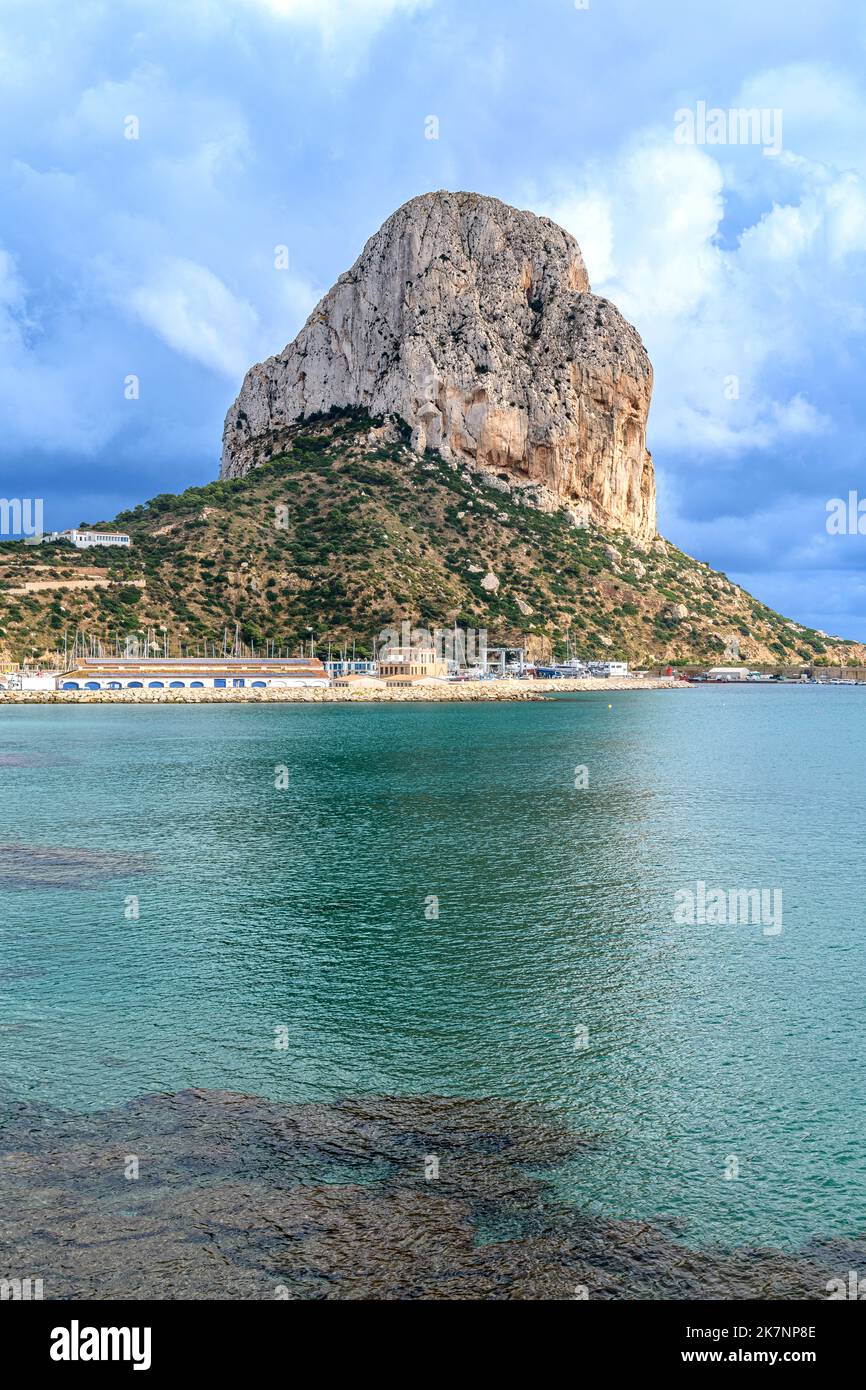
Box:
(1, 687, 864, 1252)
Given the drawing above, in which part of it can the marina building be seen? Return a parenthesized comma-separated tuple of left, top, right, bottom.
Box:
(3, 672, 57, 691)
(376, 645, 448, 682)
(58, 656, 329, 690)
(331, 672, 385, 688)
(706, 666, 749, 682)
(324, 660, 378, 678)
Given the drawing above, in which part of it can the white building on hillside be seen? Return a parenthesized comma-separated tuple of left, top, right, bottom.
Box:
(46, 529, 131, 549)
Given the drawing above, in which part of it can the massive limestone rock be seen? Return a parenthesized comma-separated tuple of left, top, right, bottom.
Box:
(221, 191, 656, 539)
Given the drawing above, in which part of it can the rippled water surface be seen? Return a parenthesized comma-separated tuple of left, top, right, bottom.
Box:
(1, 687, 864, 1267)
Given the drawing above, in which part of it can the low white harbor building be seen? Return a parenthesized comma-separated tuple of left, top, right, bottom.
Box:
(706, 666, 749, 682)
(58, 656, 329, 690)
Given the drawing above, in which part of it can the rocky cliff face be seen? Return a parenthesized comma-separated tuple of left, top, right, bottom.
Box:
(221, 191, 656, 539)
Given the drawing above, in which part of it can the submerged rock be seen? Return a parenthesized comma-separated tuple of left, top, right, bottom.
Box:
(0, 1086, 858, 1300)
(0, 842, 151, 889)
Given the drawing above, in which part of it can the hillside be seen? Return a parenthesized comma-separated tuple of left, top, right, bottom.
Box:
(1, 410, 862, 669)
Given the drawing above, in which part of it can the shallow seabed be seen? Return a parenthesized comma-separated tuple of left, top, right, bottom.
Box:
(1, 688, 864, 1295)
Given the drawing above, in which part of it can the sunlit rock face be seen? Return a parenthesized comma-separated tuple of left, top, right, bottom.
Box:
(221, 190, 656, 540)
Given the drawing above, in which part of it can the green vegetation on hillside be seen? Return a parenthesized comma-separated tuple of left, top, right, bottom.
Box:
(0, 410, 859, 667)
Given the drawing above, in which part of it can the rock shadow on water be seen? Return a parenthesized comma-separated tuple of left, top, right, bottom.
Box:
(0, 751, 75, 769)
(0, 1086, 862, 1300)
(0, 841, 152, 889)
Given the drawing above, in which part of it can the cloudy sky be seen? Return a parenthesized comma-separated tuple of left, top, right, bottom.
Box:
(2, 0, 865, 634)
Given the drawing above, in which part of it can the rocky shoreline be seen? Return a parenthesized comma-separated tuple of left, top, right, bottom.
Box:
(0, 676, 682, 705)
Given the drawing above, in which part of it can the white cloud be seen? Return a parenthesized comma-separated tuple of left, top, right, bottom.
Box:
(128, 259, 265, 379)
(535, 112, 866, 459)
(734, 64, 866, 177)
(544, 190, 614, 284)
(233, 0, 429, 41)
(126, 256, 319, 378)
